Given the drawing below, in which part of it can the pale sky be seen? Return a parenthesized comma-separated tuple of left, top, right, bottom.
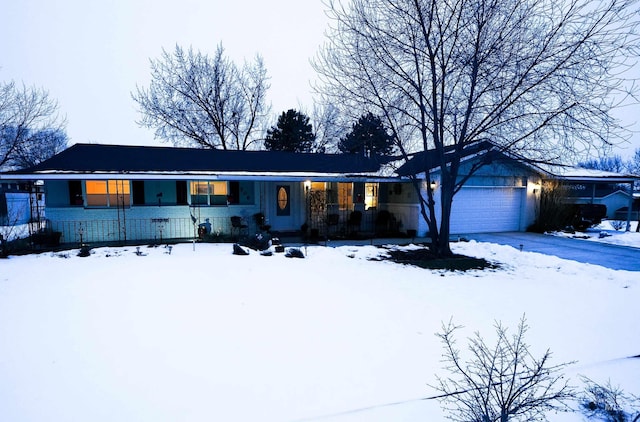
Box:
(2, 0, 329, 148)
(2, 0, 639, 159)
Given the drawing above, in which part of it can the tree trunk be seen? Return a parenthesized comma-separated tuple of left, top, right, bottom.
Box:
(424, 175, 454, 258)
(436, 188, 454, 257)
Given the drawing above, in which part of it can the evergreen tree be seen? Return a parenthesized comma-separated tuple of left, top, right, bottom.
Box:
(264, 109, 315, 152)
(338, 112, 394, 157)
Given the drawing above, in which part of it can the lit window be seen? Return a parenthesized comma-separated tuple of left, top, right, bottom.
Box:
(276, 185, 290, 216)
(337, 182, 353, 211)
(85, 180, 130, 207)
(278, 186, 288, 210)
(365, 183, 378, 209)
(190, 181, 230, 206)
(210, 181, 227, 196)
(190, 181, 210, 205)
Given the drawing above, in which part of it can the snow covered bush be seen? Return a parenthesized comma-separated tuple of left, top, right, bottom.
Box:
(580, 377, 640, 422)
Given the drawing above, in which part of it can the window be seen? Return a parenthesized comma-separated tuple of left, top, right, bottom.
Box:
(276, 185, 290, 216)
(365, 183, 378, 209)
(337, 182, 353, 211)
(68, 180, 83, 205)
(190, 181, 209, 205)
(85, 180, 130, 207)
(176, 181, 188, 205)
(190, 181, 230, 206)
(226, 181, 238, 205)
(132, 181, 145, 205)
(210, 181, 228, 205)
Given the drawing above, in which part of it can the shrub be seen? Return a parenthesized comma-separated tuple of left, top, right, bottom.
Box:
(580, 377, 640, 422)
(530, 181, 573, 233)
(432, 315, 575, 421)
(610, 220, 626, 231)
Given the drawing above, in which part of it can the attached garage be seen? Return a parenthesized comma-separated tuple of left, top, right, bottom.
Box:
(394, 142, 638, 236)
(449, 186, 526, 234)
(398, 147, 541, 237)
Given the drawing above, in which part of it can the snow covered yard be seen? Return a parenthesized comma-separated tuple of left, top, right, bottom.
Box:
(0, 235, 639, 421)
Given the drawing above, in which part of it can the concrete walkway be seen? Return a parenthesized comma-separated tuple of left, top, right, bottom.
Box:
(465, 232, 640, 272)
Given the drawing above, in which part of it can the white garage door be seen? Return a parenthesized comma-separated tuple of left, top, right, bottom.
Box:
(449, 187, 524, 234)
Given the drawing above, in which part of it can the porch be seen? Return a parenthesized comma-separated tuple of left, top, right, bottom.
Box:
(43, 205, 419, 246)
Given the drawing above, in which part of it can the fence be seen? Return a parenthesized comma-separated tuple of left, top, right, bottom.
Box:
(47, 207, 419, 246)
(50, 216, 237, 245)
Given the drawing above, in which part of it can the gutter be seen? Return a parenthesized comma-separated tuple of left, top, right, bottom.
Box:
(0, 172, 404, 183)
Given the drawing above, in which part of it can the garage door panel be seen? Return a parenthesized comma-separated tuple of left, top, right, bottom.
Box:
(449, 187, 523, 233)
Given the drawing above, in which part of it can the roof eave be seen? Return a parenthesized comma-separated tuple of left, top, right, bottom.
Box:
(1, 171, 404, 183)
(543, 175, 638, 183)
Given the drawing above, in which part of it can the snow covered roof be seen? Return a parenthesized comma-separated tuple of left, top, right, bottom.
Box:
(533, 163, 638, 183)
(396, 141, 638, 183)
(2, 144, 400, 182)
(395, 141, 493, 176)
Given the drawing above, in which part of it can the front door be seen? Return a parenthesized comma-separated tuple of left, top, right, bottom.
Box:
(268, 183, 300, 232)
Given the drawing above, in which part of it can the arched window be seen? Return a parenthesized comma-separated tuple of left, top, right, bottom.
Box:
(276, 185, 290, 216)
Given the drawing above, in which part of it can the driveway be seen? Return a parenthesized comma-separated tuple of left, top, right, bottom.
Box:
(466, 232, 640, 272)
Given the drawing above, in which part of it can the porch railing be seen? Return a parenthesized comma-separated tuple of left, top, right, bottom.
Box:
(47, 207, 418, 245)
(49, 216, 237, 245)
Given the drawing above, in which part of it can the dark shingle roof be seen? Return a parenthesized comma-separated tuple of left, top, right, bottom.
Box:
(396, 141, 494, 176)
(14, 144, 382, 176)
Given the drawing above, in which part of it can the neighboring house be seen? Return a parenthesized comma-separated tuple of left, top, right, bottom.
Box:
(1, 144, 413, 244)
(0, 180, 44, 226)
(564, 183, 631, 218)
(621, 192, 640, 223)
(537, 165, 637, 225)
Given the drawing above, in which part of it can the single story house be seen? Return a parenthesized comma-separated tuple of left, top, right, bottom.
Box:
(2, 144, 417, 244)
(2, 143, 637, 245)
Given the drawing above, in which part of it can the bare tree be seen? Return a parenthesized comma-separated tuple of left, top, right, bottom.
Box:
(133, 44, 271, 150)
(309, 102, 346, 153)
(0, 81, 68, 171)
(433, 316, 575, 422)
(629, 148, 640, 176)
(627, 148, 640, 191)
(580, 155, 627, 173)
(314, 0, 639, 256)
(626, 148, 640, 232)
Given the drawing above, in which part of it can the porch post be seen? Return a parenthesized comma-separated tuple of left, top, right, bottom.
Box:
(626, 181, 634, 232)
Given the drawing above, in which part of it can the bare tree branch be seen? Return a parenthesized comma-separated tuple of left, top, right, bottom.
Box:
(132, 44, 271, 150)
(0, 81, 67, 170)
(313, 0, 639, 256)
(432, 316, 575, 422)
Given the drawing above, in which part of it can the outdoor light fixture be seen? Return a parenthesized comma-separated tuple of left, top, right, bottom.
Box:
(531, 182, 541, 195)
(430, 180, 437, 190)
(304, 180, 311, 192)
